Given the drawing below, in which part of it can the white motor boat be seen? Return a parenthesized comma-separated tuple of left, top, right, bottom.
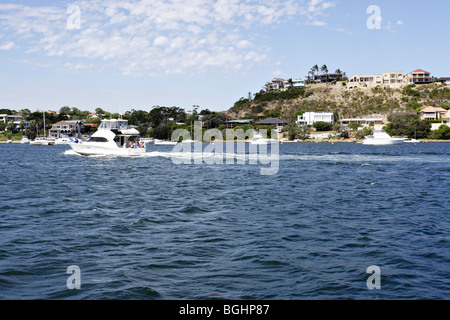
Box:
(6, 139, 13, 144)
(249, 133, 277, 145)
(20, 136, 30, 144)
(362, 130, 406, 145)
(70, 119, 146, 156)
(30, 137, 50, 146)
(154, 139, 178, 146)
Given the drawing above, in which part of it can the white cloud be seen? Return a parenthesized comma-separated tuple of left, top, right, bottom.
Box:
(307, 0, 335, 13)
(0, 41, 15, 50)
(396, 20, 404, 25)
(0, 0, 336, 75)
(153, 36, 169, 47)
(306, 20, 327, 27)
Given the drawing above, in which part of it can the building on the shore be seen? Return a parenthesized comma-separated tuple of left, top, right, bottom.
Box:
(438, 77, 450, 83)
(296, 112, 334, 126)
(224, 119, 254, 128)
(0, 114, 28, 131)
(0, 114, 24, 124)
(340, 118, 384, 126)
(419, 106, 448, 121)
(256, 118, 288, 133)
(49, 120, 83, 138)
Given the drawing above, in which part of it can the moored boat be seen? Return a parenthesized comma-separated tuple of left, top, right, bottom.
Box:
(29, 137, 50, 146)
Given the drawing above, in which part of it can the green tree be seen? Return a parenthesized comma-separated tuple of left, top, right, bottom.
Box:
(385, 113, 431, 139)
(428, 125, 450, 140)
(313, 121, 332, 132)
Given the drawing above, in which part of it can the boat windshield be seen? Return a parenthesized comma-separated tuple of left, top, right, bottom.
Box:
(98, 120, 128, 130)
(87, 137, 109, 142)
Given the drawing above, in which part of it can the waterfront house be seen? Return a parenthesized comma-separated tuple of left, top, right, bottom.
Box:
(340, 118, 384, 126)
(0, 114, 24, 124)
(439, 77, 450, 84)
(49, 120, 83, 138)
(225, 119, 254, 128)
(296, 112, 334, 126)
(419, 106, 448, 121)
(256, 118, 288, 133)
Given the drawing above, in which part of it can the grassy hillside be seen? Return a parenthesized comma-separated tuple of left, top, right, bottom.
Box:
(226, 82, 450, 123)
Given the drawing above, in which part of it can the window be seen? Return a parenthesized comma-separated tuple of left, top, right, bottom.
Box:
(87, 137, 108, 142)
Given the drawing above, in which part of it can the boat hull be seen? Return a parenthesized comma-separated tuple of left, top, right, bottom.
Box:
(362, 138, 405, 145)
(29, 141, 49, 146)
(70, 143, 146, 156)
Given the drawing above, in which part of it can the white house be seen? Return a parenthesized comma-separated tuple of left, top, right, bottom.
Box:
(296, 112, 334, 126)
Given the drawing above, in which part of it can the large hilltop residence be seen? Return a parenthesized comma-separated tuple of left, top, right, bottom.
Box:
(406, 69, 433, 85)
(313, 73, 345, 84)
(265, 78, 305, 91)
(347, 68, 435, 89)
(349, 71, 405, 88)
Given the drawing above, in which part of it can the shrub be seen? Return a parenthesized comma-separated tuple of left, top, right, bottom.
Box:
(313, 121, 333, 132)
(428, 125, 450, 140)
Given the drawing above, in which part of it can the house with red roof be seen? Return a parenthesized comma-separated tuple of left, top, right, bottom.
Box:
(406, 69, 433, 84)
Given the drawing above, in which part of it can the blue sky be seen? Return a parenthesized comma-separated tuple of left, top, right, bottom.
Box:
(0, 0, 449, 113)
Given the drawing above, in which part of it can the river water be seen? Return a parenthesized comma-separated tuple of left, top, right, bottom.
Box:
(0, 142, 449, 299)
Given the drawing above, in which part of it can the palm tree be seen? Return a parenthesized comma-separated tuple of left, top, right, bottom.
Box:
(321, 65, 329, 84)
(287, 78, 294, 90)
(311, 65, 319, 83)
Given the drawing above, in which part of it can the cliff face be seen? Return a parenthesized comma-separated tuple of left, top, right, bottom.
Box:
(226, 82, 450, 122)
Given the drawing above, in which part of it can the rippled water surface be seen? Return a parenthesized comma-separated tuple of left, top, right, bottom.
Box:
(0, 142, 449, 299)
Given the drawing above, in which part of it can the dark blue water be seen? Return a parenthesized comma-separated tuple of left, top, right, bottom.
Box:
(0, 142, 449, 300)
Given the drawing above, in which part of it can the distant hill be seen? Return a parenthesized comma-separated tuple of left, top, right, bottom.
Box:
(225, 82, 450, 123)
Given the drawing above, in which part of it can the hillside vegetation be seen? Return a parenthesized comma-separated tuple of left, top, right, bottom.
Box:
(227, 82, 450, 123)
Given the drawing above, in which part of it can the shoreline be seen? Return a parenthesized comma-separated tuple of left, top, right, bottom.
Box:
(2, 139, 450, 144)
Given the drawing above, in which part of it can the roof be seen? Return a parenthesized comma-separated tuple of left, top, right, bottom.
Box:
(420, 106, 447, 113)
(256, 118, 288, 125)
(411, 69, 430, 74)
(225, 119, 254, 124)
(52, 121, 71, 125)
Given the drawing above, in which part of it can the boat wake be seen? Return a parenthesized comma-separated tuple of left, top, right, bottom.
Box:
(63, 149, 446, 164)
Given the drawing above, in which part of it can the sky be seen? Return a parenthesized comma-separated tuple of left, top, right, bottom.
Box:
(0, 0, 449, 114)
